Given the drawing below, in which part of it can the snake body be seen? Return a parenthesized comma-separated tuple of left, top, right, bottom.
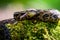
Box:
(14, 9, 60, 22)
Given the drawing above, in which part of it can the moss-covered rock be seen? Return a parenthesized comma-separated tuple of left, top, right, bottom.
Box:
(6, 20, 60, 40)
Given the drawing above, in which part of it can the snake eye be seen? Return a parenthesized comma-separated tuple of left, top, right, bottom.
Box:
(42, 14, 49, 21)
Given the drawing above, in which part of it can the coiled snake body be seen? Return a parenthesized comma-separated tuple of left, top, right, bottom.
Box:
(14, 9, 60, 22)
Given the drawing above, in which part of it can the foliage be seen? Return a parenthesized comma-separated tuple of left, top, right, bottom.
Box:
(0, 0, 60, 10)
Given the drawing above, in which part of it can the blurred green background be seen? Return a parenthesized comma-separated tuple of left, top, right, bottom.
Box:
(0, 0, 60, 10)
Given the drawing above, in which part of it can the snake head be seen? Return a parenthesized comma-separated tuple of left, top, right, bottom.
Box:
(49, 9, 60, 22)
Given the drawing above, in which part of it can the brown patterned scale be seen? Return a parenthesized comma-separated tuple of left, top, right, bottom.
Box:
(14, 9, 60, 22)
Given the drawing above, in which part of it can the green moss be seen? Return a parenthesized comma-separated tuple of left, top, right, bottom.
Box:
(6, 20, 60, 40)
